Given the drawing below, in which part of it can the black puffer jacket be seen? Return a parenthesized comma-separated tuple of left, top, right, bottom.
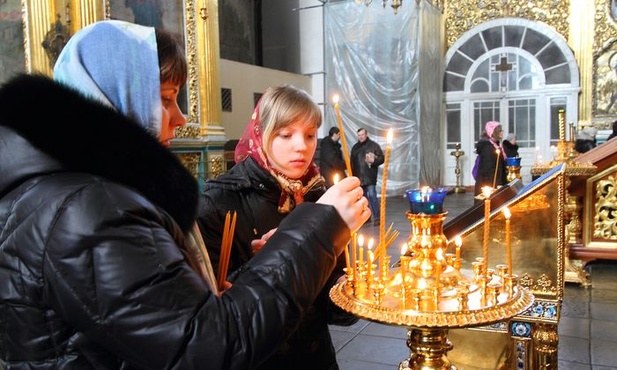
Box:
(198, 157, 357, 370)
(0, 75, 349, 370)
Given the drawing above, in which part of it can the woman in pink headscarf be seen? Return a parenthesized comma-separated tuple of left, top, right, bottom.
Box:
(197, 85, 364, 370)
(474, 120, 508, 196)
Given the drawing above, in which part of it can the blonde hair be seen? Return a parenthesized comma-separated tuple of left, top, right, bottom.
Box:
(258, 85, 322, 158)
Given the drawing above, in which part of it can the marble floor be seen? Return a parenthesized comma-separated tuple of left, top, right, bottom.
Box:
(330, 191, 617, 370)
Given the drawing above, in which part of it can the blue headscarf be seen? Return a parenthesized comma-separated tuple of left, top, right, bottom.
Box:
(54, 20, 161, 137)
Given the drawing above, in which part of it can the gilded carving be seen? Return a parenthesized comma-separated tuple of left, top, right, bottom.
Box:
(175, 123, 201, 139)
(594, 0, 617, 55)
(176, 152, 202, 180)
(594, 174, 617, 240)
(532, 323, 558, 367)
(444, 0, 569, 48)
(210, 155, 223, 179)
(533, 274, 557, 295)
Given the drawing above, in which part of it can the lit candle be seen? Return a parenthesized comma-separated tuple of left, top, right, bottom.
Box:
(344, 243, 351, 272)
(503, 207, 512, 275)
(358, 234, 365, 267)
(482, 186, 492, 274)
(332, 95, 353, 176)
(367, 239, 375, 283)
(366, 238, 375, 264)
(351, 232, 357, 282)
(454, 235, 462, 261)
(333, 174, 339, 185)
(492, 149, 501, 189)
(379, 128, 393, 257)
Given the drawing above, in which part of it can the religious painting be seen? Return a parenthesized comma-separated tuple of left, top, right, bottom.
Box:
(0, 0, 26, 84)
(107, 0, 184, 38)
(594, 42, 617, 117)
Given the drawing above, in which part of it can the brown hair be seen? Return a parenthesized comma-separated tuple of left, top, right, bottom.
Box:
(155, 29, 187, 86)
(258, 85, 322, 157)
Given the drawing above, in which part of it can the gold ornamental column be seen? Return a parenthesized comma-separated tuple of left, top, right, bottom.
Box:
(569, 0, 595, 127)
(23, 0, 54, 75)
(71, 0, 103, 30)
(195, 0, 225, 138)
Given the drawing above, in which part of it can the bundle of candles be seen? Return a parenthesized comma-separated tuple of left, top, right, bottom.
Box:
(217, 211, 237, 291)
(340, 186, 519, 313)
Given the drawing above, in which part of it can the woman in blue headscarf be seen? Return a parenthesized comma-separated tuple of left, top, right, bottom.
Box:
(0, 20, 369, 369)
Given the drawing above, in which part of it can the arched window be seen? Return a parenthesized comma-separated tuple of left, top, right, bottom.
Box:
(442, 18, 579, 185)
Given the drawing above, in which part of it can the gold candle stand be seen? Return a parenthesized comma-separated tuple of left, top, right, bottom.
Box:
(330, 211, 534, 370)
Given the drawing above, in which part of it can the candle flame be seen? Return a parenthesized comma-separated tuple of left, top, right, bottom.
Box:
(332, 94, 339, 104)
(333, 174, 339, 185)
(418, 279, 427, 290)
(367, 238, 374, 250)
(454, 235, 462, 247)
(481, 186, 493, 198)
(503, 206, 511, 219)
(495, 149, 501, 156)
(436, 248, 443, 259)
(386, 128, 393, 144)
(358, 234, 364, 247)
(401, 242, 408, 255)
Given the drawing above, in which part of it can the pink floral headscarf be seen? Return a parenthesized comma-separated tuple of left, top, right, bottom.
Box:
(234, 103, 324, 213)
(484, 121, 507, 158)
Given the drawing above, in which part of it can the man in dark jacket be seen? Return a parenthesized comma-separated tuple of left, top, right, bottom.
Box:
(351, 128, 385, 225)
(319, 126, 347, 187)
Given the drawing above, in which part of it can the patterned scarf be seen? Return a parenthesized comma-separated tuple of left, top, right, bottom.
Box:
(234, 104, 324, 213)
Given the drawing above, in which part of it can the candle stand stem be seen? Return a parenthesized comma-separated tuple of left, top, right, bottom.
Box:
(399, 328, 455, 370)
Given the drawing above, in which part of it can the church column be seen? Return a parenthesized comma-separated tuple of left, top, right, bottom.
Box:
(569, 0, 595, 127)
(195, 0, 225, 138)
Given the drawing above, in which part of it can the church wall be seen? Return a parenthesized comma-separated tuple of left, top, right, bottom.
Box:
(219, 58, 312, 140)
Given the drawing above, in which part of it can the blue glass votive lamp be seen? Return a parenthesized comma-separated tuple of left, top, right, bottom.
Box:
(505, 157, 521, 167)
(405, 187, 449, 215)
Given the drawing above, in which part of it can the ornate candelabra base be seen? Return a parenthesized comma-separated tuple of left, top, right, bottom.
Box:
(398, 328, 455, 370)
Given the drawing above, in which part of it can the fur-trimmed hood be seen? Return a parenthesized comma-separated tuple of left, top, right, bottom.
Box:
(0, 74, 197, 232)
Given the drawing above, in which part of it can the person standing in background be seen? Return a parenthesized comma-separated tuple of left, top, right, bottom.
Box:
(351, 127, 384, 225)
(607, 120, 617, 141)
(575, 126, 598, 153)
(319, 126, 347, 188)
(502, 133, 519, 158)
(474, 121, 507, 196)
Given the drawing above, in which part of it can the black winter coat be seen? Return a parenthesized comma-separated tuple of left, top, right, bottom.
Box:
(0, 75, 350, 370)
(198, 157, 357, 370)
(319, 137, 346, 187)
(474, 138, 507, 195)
(502, 140, 519, 158)
(350, 137, 384, 186)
